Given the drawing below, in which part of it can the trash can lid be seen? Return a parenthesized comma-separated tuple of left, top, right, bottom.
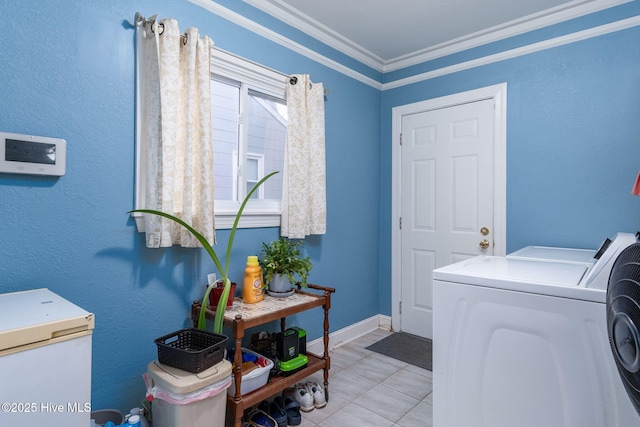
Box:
(147, 359, 232, 394)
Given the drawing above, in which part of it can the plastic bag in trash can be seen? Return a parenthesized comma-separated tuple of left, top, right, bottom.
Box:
(143, 373, 231, 405)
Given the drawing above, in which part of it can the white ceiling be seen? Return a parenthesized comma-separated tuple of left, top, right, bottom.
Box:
(243, 0, 628, 71)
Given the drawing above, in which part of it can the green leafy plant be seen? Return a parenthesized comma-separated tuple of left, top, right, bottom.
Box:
(131, 171, 278, 334)
(260, 238, 312, 288)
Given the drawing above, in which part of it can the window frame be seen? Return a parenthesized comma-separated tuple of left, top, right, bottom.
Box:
(133, 47, 287, 231)
(211, 48, 286, 229)
(232, 151, 265, 201)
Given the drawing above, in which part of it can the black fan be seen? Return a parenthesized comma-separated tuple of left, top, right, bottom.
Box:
(607, 242, 640, 416)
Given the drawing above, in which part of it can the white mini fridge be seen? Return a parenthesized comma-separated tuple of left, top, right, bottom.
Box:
(0, 288, 94, 427)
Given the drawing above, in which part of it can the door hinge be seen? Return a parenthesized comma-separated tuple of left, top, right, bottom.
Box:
(399, 217, 402, 229)
(399, 301, 402, 314)
(399, 133, 403, 145)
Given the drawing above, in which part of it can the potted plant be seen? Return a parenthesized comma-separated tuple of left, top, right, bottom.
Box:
(131, 171, 278, 334)
(260, 238, 312, 297)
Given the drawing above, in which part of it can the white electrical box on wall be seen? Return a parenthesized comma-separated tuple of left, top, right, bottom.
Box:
(0, 131, 66, 176)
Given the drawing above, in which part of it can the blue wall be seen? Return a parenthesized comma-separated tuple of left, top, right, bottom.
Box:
(2, 0, 640, 414)
(379, 4, 640, 314)
(0, 0, 381, 412)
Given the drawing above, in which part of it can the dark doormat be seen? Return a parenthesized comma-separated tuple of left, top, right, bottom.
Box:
(366, 332, 432, 371)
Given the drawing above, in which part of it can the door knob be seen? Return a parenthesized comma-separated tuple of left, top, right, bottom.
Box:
(479, 239, 490, 249)
(481, 227, 490, 236)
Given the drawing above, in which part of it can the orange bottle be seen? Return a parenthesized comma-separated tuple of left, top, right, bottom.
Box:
(242, 256, 265, 304)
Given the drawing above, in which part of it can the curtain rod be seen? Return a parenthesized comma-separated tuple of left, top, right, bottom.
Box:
(213, 46, 330, 95)
(135, 12, 330, 96)
(288, 76, 330, 95)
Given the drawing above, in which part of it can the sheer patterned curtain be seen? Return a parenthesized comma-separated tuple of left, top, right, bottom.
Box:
(281, 74, 327, 238)
(136, 17, 215, 248)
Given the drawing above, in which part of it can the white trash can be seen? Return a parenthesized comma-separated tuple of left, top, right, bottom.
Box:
(145, 359, 232, 427)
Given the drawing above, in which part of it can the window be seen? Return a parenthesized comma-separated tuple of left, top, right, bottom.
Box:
(211, 79, 286, 203)
(209, 49, 287, 228)
(134, 48, 288, 232)
(233, 153, 266, 200)
(245, 155, 264, 200)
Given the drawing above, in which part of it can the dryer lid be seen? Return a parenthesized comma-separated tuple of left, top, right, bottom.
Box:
(433, 256, 602, 302)
(507, 246, 596, 264)
(434, 256, 586, 285)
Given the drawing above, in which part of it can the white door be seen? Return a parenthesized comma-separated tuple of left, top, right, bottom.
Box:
(400, 98, 496, 338)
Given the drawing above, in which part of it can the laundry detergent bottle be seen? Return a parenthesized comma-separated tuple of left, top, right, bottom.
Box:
(243, 255, 265, 304)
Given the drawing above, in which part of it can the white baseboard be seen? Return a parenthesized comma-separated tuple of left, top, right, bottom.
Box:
(307, 314, 392, 354)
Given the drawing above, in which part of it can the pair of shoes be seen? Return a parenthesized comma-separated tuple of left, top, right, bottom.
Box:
(259, 399, 287, 427)
(283, 383, 314, 412)
(304, 381, 327, 409)
(247, 408, 277, 427)
(274, 395, 301, 426)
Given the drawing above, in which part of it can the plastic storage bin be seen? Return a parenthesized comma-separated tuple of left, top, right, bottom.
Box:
(145, 359, 232, 427)
(154, 328, 227, 373)
(90, 409, 124, 426)
(228, 348, 274, 396)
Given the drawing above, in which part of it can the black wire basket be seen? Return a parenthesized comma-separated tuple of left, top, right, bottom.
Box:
(155, 328, 227, 373)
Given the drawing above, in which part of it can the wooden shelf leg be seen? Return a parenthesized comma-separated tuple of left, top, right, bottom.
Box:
(232, 315, 244, 427)
(322, 289, 332, 402)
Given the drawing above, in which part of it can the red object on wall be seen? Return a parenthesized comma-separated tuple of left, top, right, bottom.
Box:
(632, 172, 640, 196)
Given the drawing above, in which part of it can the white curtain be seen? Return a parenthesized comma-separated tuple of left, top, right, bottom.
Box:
(136, 17, 215, 248)
(281, 74, 327, 238)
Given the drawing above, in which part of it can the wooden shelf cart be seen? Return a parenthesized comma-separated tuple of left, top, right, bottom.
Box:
(191, 283, 335, 427)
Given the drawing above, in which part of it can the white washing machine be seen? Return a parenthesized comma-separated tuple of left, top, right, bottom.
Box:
(506, 233, 637, 289)
(507, 245, 597, 264)
(432, 233, 639, 427)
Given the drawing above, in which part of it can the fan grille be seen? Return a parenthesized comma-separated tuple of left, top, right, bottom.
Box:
(607, 243, 640, 416)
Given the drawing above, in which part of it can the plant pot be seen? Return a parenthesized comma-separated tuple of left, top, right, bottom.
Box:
(268, 274, 294, 298)
(208, 281, 237, 308)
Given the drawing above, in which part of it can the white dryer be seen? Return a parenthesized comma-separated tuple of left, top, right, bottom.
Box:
(432, 233, 639, 427)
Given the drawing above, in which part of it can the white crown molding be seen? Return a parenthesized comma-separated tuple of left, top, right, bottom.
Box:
(188, 0, 382, 90)
(242, 0, 630, 73)
(243, 0, 387, 70)
(382, 14, 640, 90)
(191, 0, 639, 91)
(383, 0, 631, 72)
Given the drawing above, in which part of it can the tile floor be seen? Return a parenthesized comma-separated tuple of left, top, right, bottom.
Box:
(237, 328, 434, 427)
